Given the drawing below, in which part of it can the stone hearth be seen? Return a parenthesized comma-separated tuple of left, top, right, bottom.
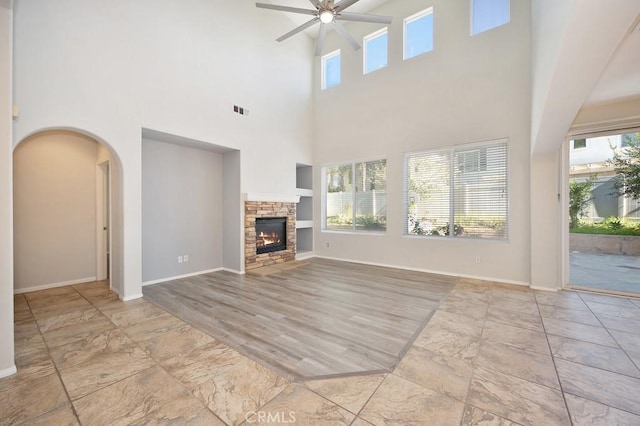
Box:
(245, 201, 296, 270)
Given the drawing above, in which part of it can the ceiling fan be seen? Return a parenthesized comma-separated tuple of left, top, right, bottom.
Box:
(256, 0, 392, 56)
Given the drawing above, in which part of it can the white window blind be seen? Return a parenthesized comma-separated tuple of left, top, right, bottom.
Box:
(404, 140, 508, 240)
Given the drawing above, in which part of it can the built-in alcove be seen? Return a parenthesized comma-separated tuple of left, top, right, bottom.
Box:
(141, 129, 242, 283)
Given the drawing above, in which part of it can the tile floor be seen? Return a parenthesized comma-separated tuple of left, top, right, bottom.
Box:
(2, 277, 640, 425)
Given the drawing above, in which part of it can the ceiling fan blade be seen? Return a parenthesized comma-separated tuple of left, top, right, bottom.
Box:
(334, 0, 361, 12)
(333, 20, 360, 51)
(337, 12, 392, 24)
(256, 3, 317, 16)
(308, 0, 320, 7)
(276, 17, 320, 42)
(315, 24, 327, 56)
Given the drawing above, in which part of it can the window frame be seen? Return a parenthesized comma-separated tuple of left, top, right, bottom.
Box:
(403, 7, 434, 60)
(363, 27, 389, 74)
(471, 0, 510, 36)
(403, 139, 509, 241)
(321, 49, 341, 90)
(322, 158, 388, 233)
(572, 139, 587, 150)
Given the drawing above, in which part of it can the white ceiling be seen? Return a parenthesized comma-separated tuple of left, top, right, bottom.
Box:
(258, 0, 640, 108)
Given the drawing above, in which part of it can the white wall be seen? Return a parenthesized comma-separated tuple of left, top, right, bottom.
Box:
(13, 131, 99, 291)
(0, 0, 15, 378)
(313, 0, 531, 285)
(11, 0, 316, 298)
(142, 139, 224, 282)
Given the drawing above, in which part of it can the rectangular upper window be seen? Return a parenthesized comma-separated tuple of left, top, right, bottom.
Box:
(364, 28, 388, 74)
(572, 139, 587, 150)
(323, 159, 387, 232)
(404, 8, 434, 60)
(404, 140, 508, 240)
(471, 0, 510, 35)
(321, 49, 341, 90)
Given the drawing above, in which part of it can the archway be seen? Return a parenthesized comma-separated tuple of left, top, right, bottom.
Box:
(13, 128, 123, 296)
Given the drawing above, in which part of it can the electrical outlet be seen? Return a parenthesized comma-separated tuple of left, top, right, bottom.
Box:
(184, 255, 189, 262)
(475, 257, 481, 264)
(326, 242, 330, 248)
(178, 256, 183, 263)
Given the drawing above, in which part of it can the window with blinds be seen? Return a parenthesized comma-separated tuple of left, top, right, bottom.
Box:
(324, 159, 387, 232)
(404, 140, 508, 240)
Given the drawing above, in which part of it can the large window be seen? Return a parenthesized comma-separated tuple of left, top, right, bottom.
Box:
(404, 140, 508, 240)
(364, 28, 388, 74)
(404, 8, 434, 60)
(471, 0, 509, 35)
(324, 159, 387, 232)
(321, 49, 341, 90)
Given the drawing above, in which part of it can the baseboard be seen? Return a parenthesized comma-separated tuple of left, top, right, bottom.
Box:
(314, 255, 530, 287)
(142, 268, 223, 287)
(222, 267, 245, 275)
(14, 277, 97, 294)
(121, 293, 143, 302)
(296, 252, 315, 260)
(530, 286, 559, 292)
(0, 365, 17, 379)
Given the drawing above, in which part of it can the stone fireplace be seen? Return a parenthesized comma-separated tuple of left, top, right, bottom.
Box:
(245, 200, 296, 270)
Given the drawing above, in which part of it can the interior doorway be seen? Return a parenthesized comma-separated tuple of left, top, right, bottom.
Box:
(566, 131, 640, 296)
(96, 161, 111, 284)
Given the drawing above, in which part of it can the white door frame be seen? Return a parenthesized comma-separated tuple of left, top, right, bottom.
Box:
(96, 161, 111, 285)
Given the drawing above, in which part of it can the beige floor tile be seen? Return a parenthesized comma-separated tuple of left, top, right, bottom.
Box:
(0, 372, 69, 425)
(428, 309, 485, 334)
(579, 292, 637, 307)
(73, 366, 187, 426)
(461, 405, 519, 426)
(100, 298, 170, 328)
(414, 324, 481, 362)
(395, 346, 473, 401)
(305, 374, 385, 414)
(13, 294, 33, 322)
(123, 313, 186, 342)
(72, 281, 121, 307)
(0, 352, 55, 393)
(585, 301, 640, 320)
(359, 374, 465, 426)
(161, 340, 243, 373)
(130, 394, 224, 425)
(36, 306, 103, 333)
(439, 296, 489, 321)
(598, 314, 640, 335)
(26, 403, 79, 426)
(49, 328, 137, 371)
(475, 340, 559, 389)
(30, 298, 95, 320)
(556, 358, 640, 415)
(609, 329, 640, 354)
(538, 304, 601, 326)
(257, 384, 354, 425)
(467, 366, 570, 426)
(482, 321, 550, 355)
(486, 305, 544, 333)
(41, 315, 117, 349)
(564, 393, 640, 426)
(489, 295, 539, 316)
(491, 285, 536, 303)
(548, 335, 640, 377)
(188, 357, 289, 425)
(535, 294, 590, 311)
(60, 345, 156, 399)
(350, 417, 374, 426)
(139, 323, 215, 362)
(542, 317, 618, 347)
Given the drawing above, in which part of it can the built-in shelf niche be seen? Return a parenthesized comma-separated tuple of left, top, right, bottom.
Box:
(295, 163, 313, 259)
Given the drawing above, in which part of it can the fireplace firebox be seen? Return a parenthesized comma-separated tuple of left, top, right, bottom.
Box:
(255, 217, 287, 254)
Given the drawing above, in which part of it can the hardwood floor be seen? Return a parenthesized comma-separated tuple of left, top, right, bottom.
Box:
(143, 258, 455, 381)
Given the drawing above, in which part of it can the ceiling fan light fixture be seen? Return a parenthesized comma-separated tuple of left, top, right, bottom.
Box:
(319, 10, 335, 24)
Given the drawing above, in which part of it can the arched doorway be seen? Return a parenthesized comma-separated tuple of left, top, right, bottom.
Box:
(13, 129, 123, 295)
